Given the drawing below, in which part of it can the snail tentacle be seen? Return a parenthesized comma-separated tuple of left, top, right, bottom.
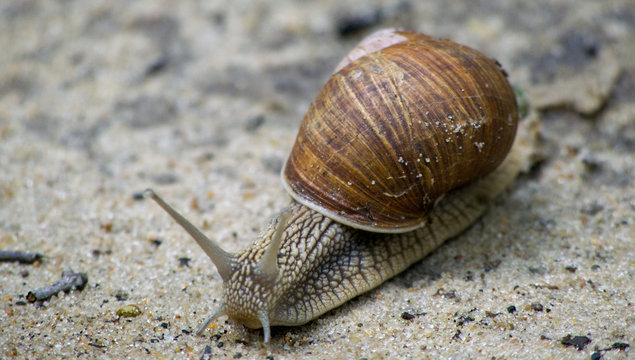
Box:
(257, 208, 291, 279)
(195, 306, 226, 335)
(145, 189, 235, 281)
(259, 310, 272, 344)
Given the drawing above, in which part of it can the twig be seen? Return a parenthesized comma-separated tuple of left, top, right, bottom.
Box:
(26, 268, 88, 302)
(0, 250, 42, 264)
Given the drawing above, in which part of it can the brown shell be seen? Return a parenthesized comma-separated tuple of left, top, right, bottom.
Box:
(282, 30, 518, 233)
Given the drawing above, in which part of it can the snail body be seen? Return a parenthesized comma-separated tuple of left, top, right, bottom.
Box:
(147, 29, 530, 343)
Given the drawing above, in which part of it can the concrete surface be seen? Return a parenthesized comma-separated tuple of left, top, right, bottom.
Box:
(0, 1, 633, 359)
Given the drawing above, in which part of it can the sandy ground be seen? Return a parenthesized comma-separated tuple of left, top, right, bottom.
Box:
(1, 1, 633, 359)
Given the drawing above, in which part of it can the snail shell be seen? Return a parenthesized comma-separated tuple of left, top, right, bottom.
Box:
(146, 29, 532, 343)
(283, 29, 517, 232)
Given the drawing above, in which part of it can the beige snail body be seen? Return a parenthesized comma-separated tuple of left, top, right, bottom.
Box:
(146, 29, 535, 343)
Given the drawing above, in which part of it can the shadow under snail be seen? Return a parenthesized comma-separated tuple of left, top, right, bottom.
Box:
(145, 29, 538, 343)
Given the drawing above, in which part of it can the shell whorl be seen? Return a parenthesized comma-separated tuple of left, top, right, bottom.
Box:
(282, 30, 518, 232)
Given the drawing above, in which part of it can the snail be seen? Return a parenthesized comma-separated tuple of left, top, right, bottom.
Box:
(145, 29, 536, 343)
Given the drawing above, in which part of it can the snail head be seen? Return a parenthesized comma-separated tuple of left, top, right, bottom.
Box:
(145, 189, 289, 343)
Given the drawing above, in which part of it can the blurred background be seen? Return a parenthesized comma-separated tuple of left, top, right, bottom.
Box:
(1, 1, 633, 359)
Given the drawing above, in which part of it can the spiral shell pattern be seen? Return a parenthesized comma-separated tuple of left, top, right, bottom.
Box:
(282, 31, 518, 232)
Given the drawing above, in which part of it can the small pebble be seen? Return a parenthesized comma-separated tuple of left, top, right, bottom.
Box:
(178, 257, 191, 267)
(144, 56, 169, 77)
(530, 303, 544, 312)
(116, 305, 142, 318)
(561, 334, 592, 351)
(245, 114, 265, 132)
